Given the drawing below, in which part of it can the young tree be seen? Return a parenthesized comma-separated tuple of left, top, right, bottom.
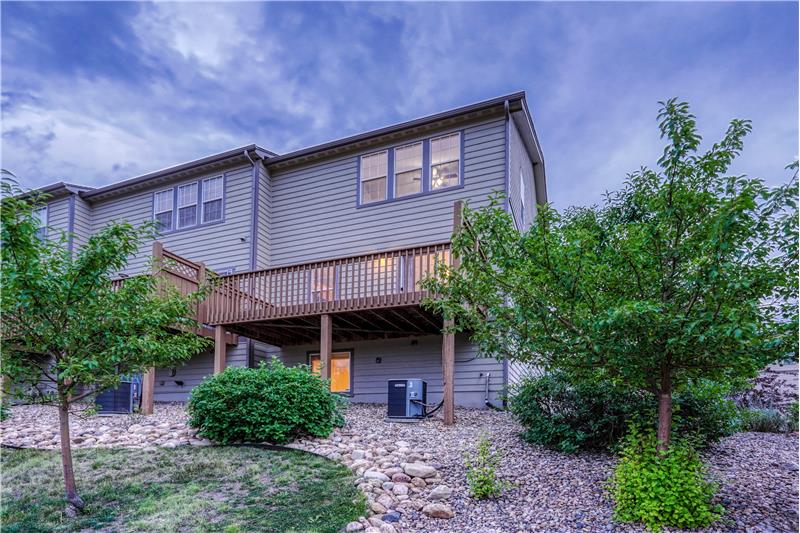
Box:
(0, 176, 211, 515)
(423, 100, 797, 449)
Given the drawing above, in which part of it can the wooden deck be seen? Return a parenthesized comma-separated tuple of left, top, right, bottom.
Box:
(206, 242, 451, 328)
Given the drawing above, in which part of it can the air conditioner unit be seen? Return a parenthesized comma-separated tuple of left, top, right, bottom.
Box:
(96, 375, 141, 414)
(387, 379, 427, 419)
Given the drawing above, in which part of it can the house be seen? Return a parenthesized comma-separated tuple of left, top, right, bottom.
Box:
(29, 91, 546, 418)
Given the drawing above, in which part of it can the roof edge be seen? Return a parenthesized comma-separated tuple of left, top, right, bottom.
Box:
(80, 144, 276, 201)
(266, 91, 527, 168)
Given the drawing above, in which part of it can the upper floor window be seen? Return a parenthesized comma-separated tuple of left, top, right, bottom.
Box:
(177, 183, 198, 228)
(202, 176, 224, 223)
(33, 206, 47, 240)
(430, 132, 461, 190)
(360, 150, 388, 204)
(154, 189, 174, 231)
(394, 142, 423, 198)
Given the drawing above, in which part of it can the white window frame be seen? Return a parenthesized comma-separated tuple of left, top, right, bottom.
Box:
(394, 142, 423, 198)
(429, 132, 461, 191)
(153, 188, 174, 231)
(176, 182, 199, 229)
(359, 150, 388, 204)
(201, 175, 224, 224)
(34, 205, 48, 239)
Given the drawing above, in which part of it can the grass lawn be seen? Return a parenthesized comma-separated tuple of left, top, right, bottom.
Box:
(1, 445, 366, 533)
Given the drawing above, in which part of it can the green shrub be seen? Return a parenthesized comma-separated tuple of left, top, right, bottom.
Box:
(510, 373, 738, 453)
(789, 402, 799, 433)
(510, 372, 648, 453)
(609, 428, 723, 532)
(187, 359, 343, 444)
(671, 380, 740, 444)
(0, 402, 9, 422)
(739, 407, 789, 433)
(464, 435, 508, 500)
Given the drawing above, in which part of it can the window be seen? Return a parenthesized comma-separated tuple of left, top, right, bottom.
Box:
(309, 351, 352, 393)
(394, 142, 422, 197)
(33, 206, 47, 240)
(360, 150, 388, 204)
(153, 189, 174, 231)
(430, 132, 461, 190)
(202, 176, 224, 223)
(519, 170, 526, 227)
(177, 183, 198, 228)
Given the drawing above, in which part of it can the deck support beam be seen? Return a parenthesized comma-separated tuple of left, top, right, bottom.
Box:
(441, 199, 462, 426)
(141, 368, 155, 415)
(214, 325, 227, 374)
(320, 314, 332, 381)
(442, 319, 455, 425)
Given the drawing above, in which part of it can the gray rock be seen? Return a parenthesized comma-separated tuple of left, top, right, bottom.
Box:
(345, 521, 364, 532)
(364, 470, 390, 482)
(352, 449, 367, 461)
(403, 462, 437, 478)
(428, 484, 452, 501)
(392, 483, 409, 496)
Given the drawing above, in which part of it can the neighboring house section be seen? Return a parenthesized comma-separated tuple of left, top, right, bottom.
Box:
(27, 91, 546, 409)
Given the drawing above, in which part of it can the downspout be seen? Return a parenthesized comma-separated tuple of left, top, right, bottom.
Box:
(504, 99, 511, 215)
(66, 194, 76, 255)
(244, 149, 259, 271)
(244, 149, 259, 365)
(484, 372, 502, 410)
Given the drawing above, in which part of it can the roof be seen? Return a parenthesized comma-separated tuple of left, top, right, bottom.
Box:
(265, 91, 530, 169)
(81, 145, 276, 201)
(34, 92, 545, 203)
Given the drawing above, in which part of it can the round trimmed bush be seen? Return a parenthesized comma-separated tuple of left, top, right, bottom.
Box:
(188, 359, 343, 444)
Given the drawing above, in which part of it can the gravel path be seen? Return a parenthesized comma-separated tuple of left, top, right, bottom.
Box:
(2, 402, 797, 532)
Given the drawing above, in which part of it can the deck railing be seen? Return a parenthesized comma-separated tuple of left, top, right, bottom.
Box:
(110, 242, 209, 323)
(207, 242, 451, 325)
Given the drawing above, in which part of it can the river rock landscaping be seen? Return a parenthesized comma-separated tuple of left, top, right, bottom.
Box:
(1, 402, 797, 532)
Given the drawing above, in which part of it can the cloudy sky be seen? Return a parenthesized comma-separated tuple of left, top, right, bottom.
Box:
(1, 2, 797, 208)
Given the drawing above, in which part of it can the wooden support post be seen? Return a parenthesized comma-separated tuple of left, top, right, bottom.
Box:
(214, 325, 227, 374)
(320, 314, 332, 381)
(141, 368, 155, 415)
(440, 200, 462, 426)
(442, 319, 455, 426)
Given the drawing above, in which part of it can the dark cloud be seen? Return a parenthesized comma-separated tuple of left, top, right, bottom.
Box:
(1, 2, 796, 207)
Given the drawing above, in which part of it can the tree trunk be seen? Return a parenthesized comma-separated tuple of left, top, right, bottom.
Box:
(58, 398, 84, 515)
(656, 367, 672, 451)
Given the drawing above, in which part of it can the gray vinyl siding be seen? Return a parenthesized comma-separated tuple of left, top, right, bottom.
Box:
(45, 198, 70, 242)
(72, 196, 93, 250)
(254, 161, 270, 268)
(508, 119, 536, 230)
(269, 334, 504, 408)
(153, 338, 249, 402)
(268, 116, 507, 266)
(90, 164, 254, 276)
